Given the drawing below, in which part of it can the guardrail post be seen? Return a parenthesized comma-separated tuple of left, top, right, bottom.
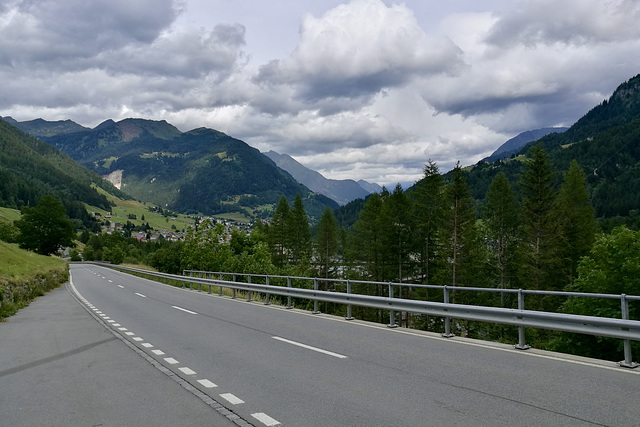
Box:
(515, 289, 530, 350)
(442, 285, 454, 337)
(182, 270, 186, 289)
(232, 274, 237, 299)
(619, 294, 639, 368)
(198, 271, 202, 292)
(286, 277, 293, 309)
(219, 273, 223, 296)
(207, 273, 212, 294)
(264, 276, 271, 305)
(345, 280, 354, 320)
(247, 275, 252, 302)
(312, 279, 320, 314)
(388, 282, 398, 328)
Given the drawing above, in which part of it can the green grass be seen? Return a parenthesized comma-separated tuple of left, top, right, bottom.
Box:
(0, 207, 21, 223)
(0, 241, 66, 282)
(87, 185, 195, 231)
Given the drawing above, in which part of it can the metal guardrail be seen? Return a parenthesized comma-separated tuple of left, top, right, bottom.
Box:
(91, 263, 640, 368)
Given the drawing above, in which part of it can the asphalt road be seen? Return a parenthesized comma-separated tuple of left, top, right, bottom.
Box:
(4, 264, 640, 426)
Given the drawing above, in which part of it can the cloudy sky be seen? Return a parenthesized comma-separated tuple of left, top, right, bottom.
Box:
(2, 0, 640, 187)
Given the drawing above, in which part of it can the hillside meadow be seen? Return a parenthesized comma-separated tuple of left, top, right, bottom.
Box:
(0, 241, 68, 319)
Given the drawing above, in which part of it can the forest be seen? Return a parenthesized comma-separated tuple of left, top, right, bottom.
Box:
(49, 142, 637, 363)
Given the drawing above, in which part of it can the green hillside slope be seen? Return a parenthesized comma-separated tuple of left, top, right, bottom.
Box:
(40, 119, 338, 220)
(0, 119, 124, 227)
(464, 73, 640, 220)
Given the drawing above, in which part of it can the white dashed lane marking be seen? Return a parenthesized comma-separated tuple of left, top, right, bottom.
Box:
(252, 413, 281, 426)
(171, 305, 197, 315)
(272, 336, 348, 359)
(197, 379, 217, 388)
(220, 393, 244, 405)
(179, 367, 196, 375)
(76, 282, 280, 426)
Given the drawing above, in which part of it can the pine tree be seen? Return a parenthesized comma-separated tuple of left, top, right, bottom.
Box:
(485, 172, 520, 302)
(553, 160, 598, 285)
(518, 143, 562, 298)
(269, 195, 290, 267)
(315, 207, 339, 279)
(440, 162, 477, 290)
(288, 193, 312, 264)
(413, 160, 445, 285)
(346, 193, 385, 281)
(380, 184, 414, 284)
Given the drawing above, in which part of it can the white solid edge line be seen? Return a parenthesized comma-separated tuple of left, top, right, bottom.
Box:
(252, 412, 281, 426)
(171, 305, 197, 315)
(272, 336, 348, 359)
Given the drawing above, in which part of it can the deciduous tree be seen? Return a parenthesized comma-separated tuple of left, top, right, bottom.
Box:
(15, 195, 75, 256)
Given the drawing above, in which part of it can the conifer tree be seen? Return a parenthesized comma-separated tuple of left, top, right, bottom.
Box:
(440, 162, 477, 290)
(288, 193, 312, 264)
(269, 195, 290, 267)
(485, 172, 520, 301)
(380, 184, 414, 284)
(413, 160, 445, 285)
(518, 143, 562, 297)
(315, 207, 339, 279)
(346, 193, 385, 282)
(553, 160, 598, 285)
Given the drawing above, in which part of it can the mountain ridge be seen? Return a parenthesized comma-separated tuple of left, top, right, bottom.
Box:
(12, 117, 338, 220)
(263, 150, 381, 205)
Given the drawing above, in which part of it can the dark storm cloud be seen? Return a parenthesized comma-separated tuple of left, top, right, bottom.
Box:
(0, 0, 179, 67)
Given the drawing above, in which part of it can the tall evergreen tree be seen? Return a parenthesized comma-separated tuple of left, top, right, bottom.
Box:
(315, 207, 339, 279)
(485, 172, 520, 301)
(518, 143, 562, 297)
(288, 193, 312, 264)
(413, 160, 445, 285)
(440, 162, 477, 290)
(380, 184, 414, 284)
(553, 160, 598, 285)
(346, 193, 385, 281)
(269, 195, 290, 267)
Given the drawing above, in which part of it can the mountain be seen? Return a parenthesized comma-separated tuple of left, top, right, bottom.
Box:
(3, 116, 90, 137)
(33, 118, 337, 220)
(0, 118, 123, 228)
(357, 179, 383, 194)
(263, 151, 380, 205)
(463, 73, 640, 220)
(484, 127, 568, 163)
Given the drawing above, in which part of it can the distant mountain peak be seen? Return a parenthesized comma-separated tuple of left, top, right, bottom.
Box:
(263, 150, 380, 205)
(484, 127, 568, 163)
(4, 117, 90, 137)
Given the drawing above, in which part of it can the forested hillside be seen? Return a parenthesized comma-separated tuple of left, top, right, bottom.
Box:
(464, 73, 640, 226)
(0, 119, 124, 229)
(38, 119, 338, 220)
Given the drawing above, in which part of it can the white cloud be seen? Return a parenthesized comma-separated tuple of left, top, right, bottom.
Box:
(3, 0, 640, 188)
